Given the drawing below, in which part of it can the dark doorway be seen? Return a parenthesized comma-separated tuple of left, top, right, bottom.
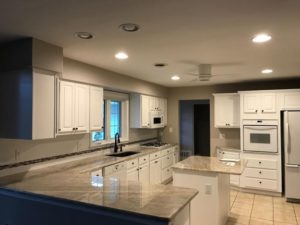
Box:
(179, 100, 210, 158)
(194, 104, 210, 156)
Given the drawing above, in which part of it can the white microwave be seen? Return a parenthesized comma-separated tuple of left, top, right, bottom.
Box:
(150, 113, 164, 128)
(243, 124, 278, 153)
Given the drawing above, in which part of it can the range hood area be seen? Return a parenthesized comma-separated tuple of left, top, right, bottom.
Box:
(0, 38, 63, 140)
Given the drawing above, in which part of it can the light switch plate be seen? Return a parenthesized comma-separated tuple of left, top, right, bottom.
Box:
(205, 184, 212, 195)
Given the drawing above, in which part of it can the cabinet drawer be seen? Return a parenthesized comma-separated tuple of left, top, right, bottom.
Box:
(150, 151, 161, 161)
(244, 168, 277, 180)
(162, 155, 173, 168)
(91, 169, 102, 177)
(162, 148, 173, 156)
(139, 155, 149, 165)
(247, 158, 277, 169)
(127, 158, 139, 170)
(162, 166, 172, 182)
(104, 162, 126, 176)
(243, 177, 277, 191)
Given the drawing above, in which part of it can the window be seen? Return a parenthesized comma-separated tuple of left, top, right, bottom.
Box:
(91, 91, 129, 146)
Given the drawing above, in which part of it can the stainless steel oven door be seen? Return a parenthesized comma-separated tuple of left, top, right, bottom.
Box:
(243, 125, 278, 153)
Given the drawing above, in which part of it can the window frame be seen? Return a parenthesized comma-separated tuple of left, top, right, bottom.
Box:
(90, 92, 129, 147)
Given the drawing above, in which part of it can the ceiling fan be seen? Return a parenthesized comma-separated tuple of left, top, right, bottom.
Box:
(185, 64, 240, 82)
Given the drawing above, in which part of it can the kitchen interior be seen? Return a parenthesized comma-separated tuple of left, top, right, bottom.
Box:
(1, 1, 300, 225)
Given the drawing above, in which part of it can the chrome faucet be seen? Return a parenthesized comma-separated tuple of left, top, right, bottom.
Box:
(114, 132, 121, 153)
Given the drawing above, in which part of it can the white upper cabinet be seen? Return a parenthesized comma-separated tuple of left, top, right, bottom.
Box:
(58, 80, 89, 134)
(163, 98, 168, 126)
(213, 93, 240, 128)
(90, 86, 104, 131)
(241, 92, 277, 119)
(279, 91, 300, 109)
(130, 93, 167, 128)
(141, 95, 151, 128)
(59, 81, 74, 133)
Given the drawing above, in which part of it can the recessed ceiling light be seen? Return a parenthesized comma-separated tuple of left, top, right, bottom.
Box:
(252, 33, 272, 43)
(171, 75, 180, 81)
(115, 52, 128, 60)
(119, 23, 140, 32)
(74, 32, 94, 39)
(154, 63, 168, 67)
(261, 69, 273, 74)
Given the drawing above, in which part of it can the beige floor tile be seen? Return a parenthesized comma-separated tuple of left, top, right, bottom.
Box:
(237, 192, 255, 199)
(274, 211, 297, 224)
(295, 209, 300, 218)
(293, 203, 300, 210)
(255, 194, 273, 202)
(249, 218, 273, 225)
(228, 213, 250, 225)
(251, 207, 273, 221)
(274, 207, 295, 215)
(274, 222, 297, 225)
(231, 206, 252, 217)
(253, 202, 273, 210)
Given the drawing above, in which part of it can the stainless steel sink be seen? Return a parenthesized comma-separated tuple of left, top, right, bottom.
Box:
(106, 151, 139, 157)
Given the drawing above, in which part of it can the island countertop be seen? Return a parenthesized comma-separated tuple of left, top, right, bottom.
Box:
(172, 156, 246, 175)
(0, 149, 198, 221)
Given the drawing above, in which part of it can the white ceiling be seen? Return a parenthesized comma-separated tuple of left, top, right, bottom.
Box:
(1, 0, 300, 87)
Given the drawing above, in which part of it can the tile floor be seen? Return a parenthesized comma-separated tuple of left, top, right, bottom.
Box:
(228, 190, 300, 225)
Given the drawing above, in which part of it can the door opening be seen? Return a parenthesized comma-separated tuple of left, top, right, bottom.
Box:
(179, 100, 210, 158)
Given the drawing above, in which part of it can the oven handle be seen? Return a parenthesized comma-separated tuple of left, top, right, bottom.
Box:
(244, 126, 277, 131)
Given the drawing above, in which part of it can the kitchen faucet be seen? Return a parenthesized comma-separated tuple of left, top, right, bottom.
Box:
(114, 132, 121, 153)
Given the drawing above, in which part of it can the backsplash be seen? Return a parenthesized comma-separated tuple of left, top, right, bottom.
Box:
(0, 128, 158, 166)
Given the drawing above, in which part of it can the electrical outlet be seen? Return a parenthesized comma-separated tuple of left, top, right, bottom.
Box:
(169, 127, 173, 133)
(205, 184, 212, 195)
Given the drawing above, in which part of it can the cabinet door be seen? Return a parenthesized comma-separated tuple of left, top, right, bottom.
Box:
(260, 93, 276, 113)
(32, 72, 55, 139)
(163, 98, 168, 125)
(59, 81, 74, 133)
(139, 164, 150, 184)
(149, 96, 156, 111)
(90, 86, 103, 131)
(74, 84, 89, 132)
(281, 92, 300, 109)
(243, 94, 259, 114)
(127, 168, 139, 182)
(150, 159, 162, 184)
(215, 94, 239, 127)
(141, 95, 150, 128)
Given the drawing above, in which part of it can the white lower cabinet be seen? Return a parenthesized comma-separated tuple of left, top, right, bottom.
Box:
(240, 154, 281, 192)
(125, 146, 180, 185)
(150, 159, 162, 184)
(139, 163, 150, 184)
(127, 168, 139, 182)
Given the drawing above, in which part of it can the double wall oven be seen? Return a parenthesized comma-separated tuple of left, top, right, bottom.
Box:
(243, 120, 278, 153)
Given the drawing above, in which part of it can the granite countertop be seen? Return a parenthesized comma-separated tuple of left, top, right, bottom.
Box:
(0, 146, 197, 221)
(172, 156, 246, 175)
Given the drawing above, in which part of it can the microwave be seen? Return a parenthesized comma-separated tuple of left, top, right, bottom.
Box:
(243, 120, 278, 153)
(150, 113, 164, 128)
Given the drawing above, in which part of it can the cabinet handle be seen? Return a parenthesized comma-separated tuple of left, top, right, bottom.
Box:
(259, 161, 262, 164)
(262, 110, 264, 113)
(144, 158, 146, 161)
(132, 162, 134, 165)
(155, 161, 158, 163)
(259, 181, 262, 184)
(255, 110, 258, 113)
(58, 129, 61, 131)
(76, 128, 78, 130)
(259, 171, 262, 174)
(72, 128, 76, 131)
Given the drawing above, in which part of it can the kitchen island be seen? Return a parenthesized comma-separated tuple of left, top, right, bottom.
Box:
(172, 156, 246, 225)
(0, 150, 197, 225)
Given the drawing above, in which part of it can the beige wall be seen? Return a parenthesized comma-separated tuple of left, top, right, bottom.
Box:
(62, 58, 168, 97)
(163, 79, 300, 156)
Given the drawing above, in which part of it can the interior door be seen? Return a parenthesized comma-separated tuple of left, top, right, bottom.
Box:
(285, 111, 300, 165)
